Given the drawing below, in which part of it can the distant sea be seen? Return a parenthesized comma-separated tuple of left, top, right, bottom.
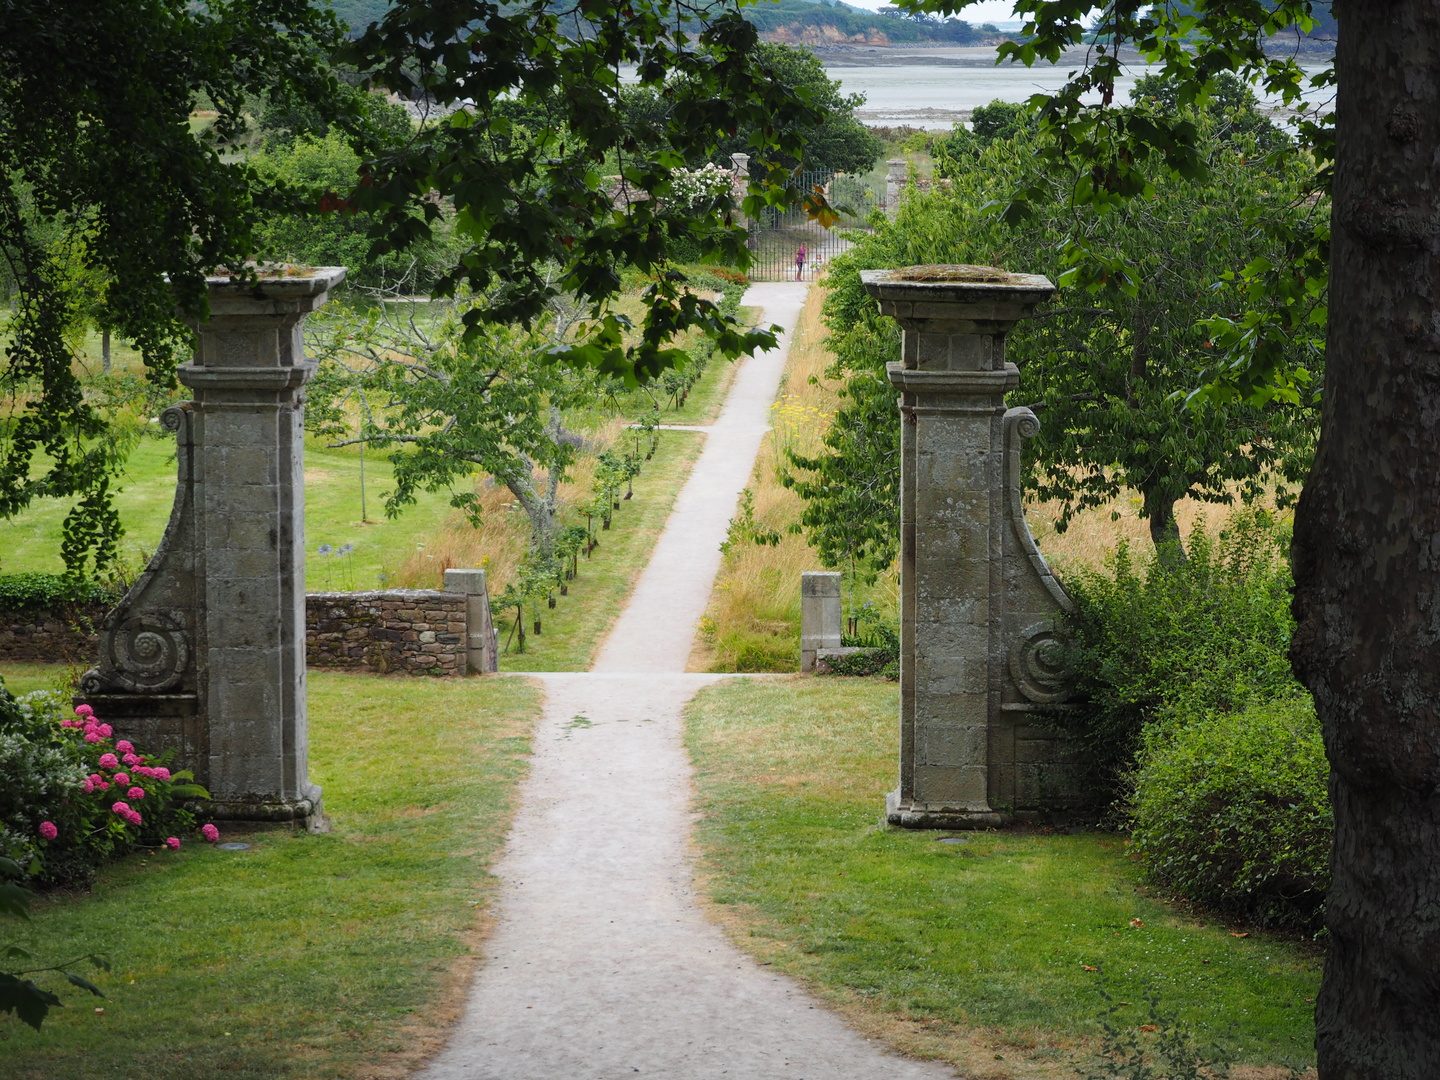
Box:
(820, 45, 1333, 130)
(620, 45, 1332, 132)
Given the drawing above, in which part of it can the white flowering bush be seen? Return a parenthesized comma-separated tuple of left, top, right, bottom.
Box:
(668, 162, 735, 208)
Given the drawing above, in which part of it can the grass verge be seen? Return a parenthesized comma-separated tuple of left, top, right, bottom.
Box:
(493, 429, 706, 672)
(684, 676, 1321, 1080)
(0, 668, 542, 1080)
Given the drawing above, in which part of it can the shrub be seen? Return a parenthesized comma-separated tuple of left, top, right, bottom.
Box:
(0, 573, 117, 613)
(1129, 697, 1331, 932)
(0, 682, 211, 886)
(1057, 512, 1299, 788)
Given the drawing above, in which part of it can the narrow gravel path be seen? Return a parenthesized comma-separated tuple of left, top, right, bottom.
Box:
(418, 284, 955, 1080)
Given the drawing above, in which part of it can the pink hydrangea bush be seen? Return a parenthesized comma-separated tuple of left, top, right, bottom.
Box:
(1, 685, 211, 883)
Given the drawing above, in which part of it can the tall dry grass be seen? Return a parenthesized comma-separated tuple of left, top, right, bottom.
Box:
(690, 286, 844, 672)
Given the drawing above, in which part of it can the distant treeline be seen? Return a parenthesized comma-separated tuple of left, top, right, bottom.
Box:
(321, 0, 998, 45)
(746, 0, 998, 45)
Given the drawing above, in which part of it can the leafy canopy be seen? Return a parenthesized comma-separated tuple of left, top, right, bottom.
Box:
(890, 0, 1334, 405)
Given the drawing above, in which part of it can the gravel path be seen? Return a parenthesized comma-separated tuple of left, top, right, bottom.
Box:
(418, 284, 955, 1080)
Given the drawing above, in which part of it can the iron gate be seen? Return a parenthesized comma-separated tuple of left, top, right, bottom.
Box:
(745, 170, 881, 282)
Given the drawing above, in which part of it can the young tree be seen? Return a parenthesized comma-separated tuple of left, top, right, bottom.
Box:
(306, 284, 594, 566)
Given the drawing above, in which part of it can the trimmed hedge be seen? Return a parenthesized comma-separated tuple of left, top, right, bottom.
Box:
(0, 573, 118, 612)
(1129, 697, 1331, 932)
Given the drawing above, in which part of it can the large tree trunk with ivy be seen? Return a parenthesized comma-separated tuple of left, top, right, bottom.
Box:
(1290, 5, 1440, 1073)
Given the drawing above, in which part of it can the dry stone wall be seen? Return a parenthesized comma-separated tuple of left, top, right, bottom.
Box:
(0, 603, 108, 663)
(3, 591, 477, 678)
(306, 590, 468, 676)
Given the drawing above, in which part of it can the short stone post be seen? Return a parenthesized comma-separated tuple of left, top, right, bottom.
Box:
(800, 571, 842, 673)
(862, 265, 1082, 829)
(443, 568, 499, 674)
(885, 159, 908, 217)
(79, 268, 346, 830)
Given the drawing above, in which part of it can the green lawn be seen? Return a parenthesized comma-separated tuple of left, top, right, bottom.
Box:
(0, 669, 542, 1080)
(494, 430, 705, 672)
(685, 677, 1321, 1079)
(0, 434, 457, 592)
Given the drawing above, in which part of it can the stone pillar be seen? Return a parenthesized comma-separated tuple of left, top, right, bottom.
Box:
(800, 571, 842, 673)
(80, 268, 345, 830)
(443, 568, 499, 674)
(885, 159, 908, 218)
(861, 265, 1082, 829)
(730, 153, 751, 231)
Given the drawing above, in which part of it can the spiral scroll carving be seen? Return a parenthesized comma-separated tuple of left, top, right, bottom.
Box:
(160, 405, 186, 433)
(1008, 622, 1074, 704)
(105, 614, 190, 692)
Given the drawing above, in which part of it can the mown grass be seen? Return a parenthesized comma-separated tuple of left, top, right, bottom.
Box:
(493, 429, 706, 671)
(684, 676, 1321, 1079)
(0, 668, 542, 1080)
(0, 434, 457, 593)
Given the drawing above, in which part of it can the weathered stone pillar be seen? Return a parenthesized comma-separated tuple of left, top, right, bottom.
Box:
(80, 268, 345, 830)
(800, 570, 842, 673)
(443, 568, 499, 674)
(861, 265, 1082, 829)
(885, 159, 908, 218)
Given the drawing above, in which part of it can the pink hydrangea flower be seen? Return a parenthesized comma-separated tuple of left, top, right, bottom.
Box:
(38, 821, 57, 841)
(82, 778, 95, 793)
(153, 767, 171, 782)
(165, 837, 180, 851)
(84, 732, 103, 744)
(59, 718, 75, 728)
(115, 740, 134, 754)
(127, 786, 145, 800)
(122, 753, 140, 767)
(96, 723, 112, 738)
(111, 800, 130, 815)
(133, 766, 152, 778)
(128, 810, 142, 826)
(114, 772, 130, 786)
(75, 704, 93, 718)
(98, 753, 118, 769)
(96, 780, 110, 791)
(200, 823, 219, 843)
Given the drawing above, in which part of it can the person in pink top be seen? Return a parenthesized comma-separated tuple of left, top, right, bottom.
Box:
(794, 243, 807, 281)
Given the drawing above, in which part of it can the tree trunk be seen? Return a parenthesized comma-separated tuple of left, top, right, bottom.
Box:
(101, 328, 111, 374)
(1142, 488, 1184, 560)
(1291, 6, 1440, 1075)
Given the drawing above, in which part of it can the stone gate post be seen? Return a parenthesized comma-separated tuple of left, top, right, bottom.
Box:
(80, 268, 345, 830)
(861, 265, 1083, 829)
